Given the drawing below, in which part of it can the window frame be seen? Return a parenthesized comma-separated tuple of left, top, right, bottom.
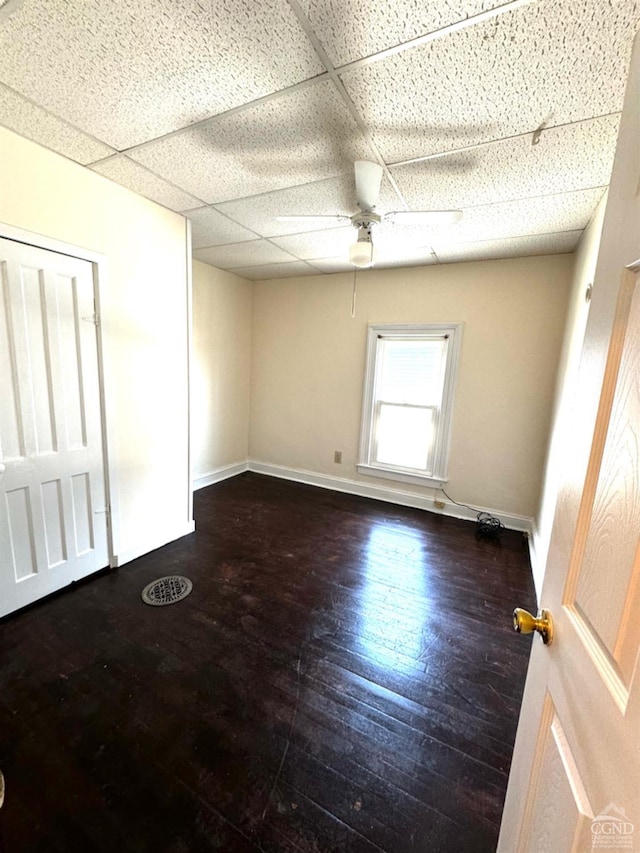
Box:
(357, 323, 462, 487)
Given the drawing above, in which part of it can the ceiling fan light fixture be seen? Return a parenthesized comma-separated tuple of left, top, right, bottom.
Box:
(349, 228, 374, 268)
(349, 241, 373, 267)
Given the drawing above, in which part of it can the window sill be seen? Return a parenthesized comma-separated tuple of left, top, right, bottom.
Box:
(356, 464, 448, 489)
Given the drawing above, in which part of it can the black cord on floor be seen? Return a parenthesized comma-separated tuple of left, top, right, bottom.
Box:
(439, 487, 505, 540)
(439, 487, 477, 513)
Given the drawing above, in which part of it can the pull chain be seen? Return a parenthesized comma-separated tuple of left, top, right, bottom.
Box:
(350, 267, 357, 318)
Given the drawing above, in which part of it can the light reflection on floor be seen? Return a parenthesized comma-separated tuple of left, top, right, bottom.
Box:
(357, 522, 432, 674)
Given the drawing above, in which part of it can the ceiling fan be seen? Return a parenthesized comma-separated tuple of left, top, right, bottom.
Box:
(277, 160, 463, 268)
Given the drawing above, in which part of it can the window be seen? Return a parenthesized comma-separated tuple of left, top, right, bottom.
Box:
(358, 324, 461, 486)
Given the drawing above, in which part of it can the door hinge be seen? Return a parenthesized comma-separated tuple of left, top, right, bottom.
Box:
(94, 506, 111, 526)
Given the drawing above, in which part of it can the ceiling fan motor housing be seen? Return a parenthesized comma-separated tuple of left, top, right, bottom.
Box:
(351, 210, 381, 233)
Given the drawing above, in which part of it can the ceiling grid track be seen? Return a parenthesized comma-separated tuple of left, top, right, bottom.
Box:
(0, 0, 635, 275)
(285, 0, 409, 211)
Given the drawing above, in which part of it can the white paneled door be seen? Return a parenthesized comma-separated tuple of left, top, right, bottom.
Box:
(0, 237, 108, 618)
(498, 267, 640, 851)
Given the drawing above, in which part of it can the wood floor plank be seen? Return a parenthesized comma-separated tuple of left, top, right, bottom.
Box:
(0, 473, 535, 851)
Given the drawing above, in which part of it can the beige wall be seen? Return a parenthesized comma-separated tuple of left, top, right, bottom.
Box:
(249, 255, 573, 520)
(539, 34, 640, 600)
(0, 128, 191, 564)
(531, 195, 607, 596)
(192, 260, 252, 479)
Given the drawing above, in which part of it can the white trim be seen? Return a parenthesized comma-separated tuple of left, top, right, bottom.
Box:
(528, 521, 544, 605)
(185, 217, 194, 527)
(358, 323, 462, 482)
(356, 463, 447, 488)
(193, 461, 249, 490)
(92, 256, 121, 566)
(111, 520, 196, 568)
(0, 221, 105, 264)
(248, 460, 533, 533)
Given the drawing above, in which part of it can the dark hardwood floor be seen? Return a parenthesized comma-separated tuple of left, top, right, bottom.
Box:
(0, 473, 535, 852)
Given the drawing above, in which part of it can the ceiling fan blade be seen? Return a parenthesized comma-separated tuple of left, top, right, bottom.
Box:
(385, 210, 463, 225)
(275, 214, 350, 224)
(354, 160, 383, 210)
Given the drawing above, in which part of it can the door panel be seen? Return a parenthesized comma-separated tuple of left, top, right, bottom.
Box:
(570, 278, 640, 689)
(518, 695, 593, 853)
(499, 268, 640, 851)
(0, 237, 108, 617)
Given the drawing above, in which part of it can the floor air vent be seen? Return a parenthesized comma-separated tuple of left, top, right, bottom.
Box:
(141, 576, 192, 606)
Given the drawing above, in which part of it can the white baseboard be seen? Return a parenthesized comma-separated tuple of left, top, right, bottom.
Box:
(111, 520, 196, 568)
(193, 460, 248, 490)
(248, 460, 533, 534)
(528, 521, 544, 604)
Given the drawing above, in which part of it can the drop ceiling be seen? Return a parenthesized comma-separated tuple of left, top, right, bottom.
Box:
(0, 0, 638, 279)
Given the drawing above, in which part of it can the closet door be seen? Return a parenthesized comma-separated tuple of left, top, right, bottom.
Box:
(0, 237, 108, 618)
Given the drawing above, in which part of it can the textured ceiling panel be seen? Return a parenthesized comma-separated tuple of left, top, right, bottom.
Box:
(297, 0, 503, 66)
(341, 0, 640, 163)
(215, 172, 400, 237)
(0, 0, 632, 274)
(391, 115, 619, 211)
(306, 256, 359, 273)
(231, 261, 321, 279)
(193, 239, 297, 269)
(130, 81, 372, 204)
(270, 226, 355, 259)
(90, 156, 204, 211)
(271, 219, 449, 261)
(0, 83, 115, 164)
(433, 230, 582, 263)
(0, 0, 324, 150)
(445, 187, 605, 244)
(306, 244, 438, 273)
(374, 222, 439, 251)
(374, 245, 438, 268)
(183, 207, 258, 249)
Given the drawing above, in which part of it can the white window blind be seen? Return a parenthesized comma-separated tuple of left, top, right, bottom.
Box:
(377, 338, 447, 406)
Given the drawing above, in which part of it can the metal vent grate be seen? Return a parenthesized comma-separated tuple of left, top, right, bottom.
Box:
(141, 575, 192, 606)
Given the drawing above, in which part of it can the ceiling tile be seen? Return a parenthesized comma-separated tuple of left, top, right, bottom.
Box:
(192, 239, 297, 269)
(391, 115, 620, 211)
(0, 0, 324, 150)
(215, 172, 400, 237)
(0, 83, 115, 165)
(183, 207, 258, 248)
(90, 155, 204, 211)
(306, 257, 357, 273)
(298, 0, 504, 66)
(270, 226, 355, 259)
(307, 244, 438, 272)
(445, 187, 605, 244)
(374, 245, 438, 268)
(271, 219, 444, 261)
(374, 222, 438, 251)
(433, 230, 582, 263)
(341, 0, 640, 163)
(130, 80, 373, 204)
(231, 261, 321, 280)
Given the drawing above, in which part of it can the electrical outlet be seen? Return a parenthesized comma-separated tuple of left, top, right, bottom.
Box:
(334, 451, 342, 464)
(434, 500, 445, 509)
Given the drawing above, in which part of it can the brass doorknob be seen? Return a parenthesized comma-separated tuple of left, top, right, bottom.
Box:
(513, 607, 554, 645)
